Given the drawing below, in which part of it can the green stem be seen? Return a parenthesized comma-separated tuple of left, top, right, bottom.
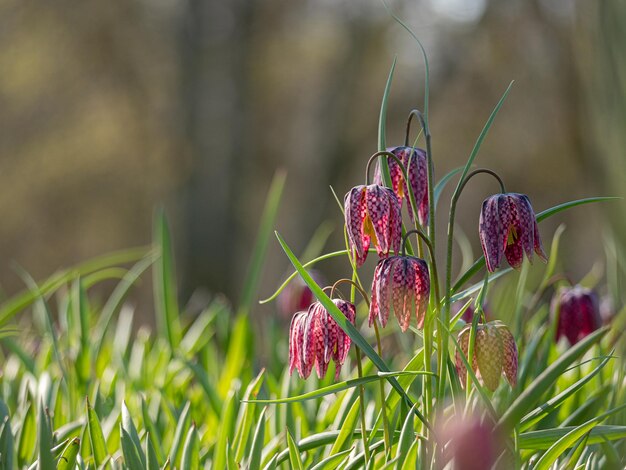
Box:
(441, 168, 506, 400)
(355, 347, 371, 465)
(373, 321, 391, 455)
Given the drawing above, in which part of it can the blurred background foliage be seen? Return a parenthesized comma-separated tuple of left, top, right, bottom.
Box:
(0, 0, 624, 322)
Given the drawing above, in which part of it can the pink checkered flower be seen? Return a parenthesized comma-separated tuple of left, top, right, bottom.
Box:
(344, 184, 402, 266)
(278, 270, 325, 318)
(551, 285, 601, 346)
(369, 255, 430, 332)
(479, 193, 547, 272)
(455, 321, 517, 392)
(288, 299, 356, 380)
(373, 146, 429, 227)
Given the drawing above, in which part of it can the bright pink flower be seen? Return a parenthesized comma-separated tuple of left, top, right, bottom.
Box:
(369, 255, 430, 331)
(455, 320, 517, 392)
(373, 146, 429, 226)
(551, 285, 601, 345)
(288, 299, 356, 380)
(479, 193, 547, 272)
(344, 184, 402, 266)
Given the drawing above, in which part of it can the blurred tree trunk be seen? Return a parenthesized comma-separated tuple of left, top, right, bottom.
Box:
(179, 0, 255, 300)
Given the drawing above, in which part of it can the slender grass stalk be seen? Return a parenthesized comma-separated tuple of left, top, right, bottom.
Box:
(372, 321, 391, 455)
(354, 347, 371, 465)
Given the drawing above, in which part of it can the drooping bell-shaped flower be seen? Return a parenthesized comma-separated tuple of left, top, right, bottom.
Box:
(344, 184, 402, 266)
(373, 146, 429, 226)
(551, 285, 601, 345)
(369, 255, 430, 332)
(436, 412, 505, 470)
(479, 193, 547, 272)
(455, 320, 517, 392)
(288, 299, 356, 380)
(278, 270, 326, 318)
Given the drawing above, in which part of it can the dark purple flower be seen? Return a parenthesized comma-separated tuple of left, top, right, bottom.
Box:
(455, 320, 517, 391)
(289, 299, 356, 380)
(551, 285, 601, 345)
(373, 146, 429, 227)
(278, 270, 326, 318)
(479, 193, 547, 272)
(453, 302, 490, 324)
(369, 255, 430, 332)
(344, 184, 402, 266)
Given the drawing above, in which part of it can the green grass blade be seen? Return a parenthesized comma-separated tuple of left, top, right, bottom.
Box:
(286, 429, 304, 470)
(454, 81, 514, 194)
(142, 399, 165, 465)
(0, 416, 14, 469)
(152, 208, 181, 349)
(329, 397, 361, 455)
(121, 426, 144, 470)
(246, 407, 267, 470)
(276, 232, 430, 428)
(234, 369, 266, 461)
(497, 326, 610, 432)
(213, 391, 236, 470)
(218, 314, 251, 396)
(396, 404, 417, 468)
(519, 353, 614, 431)
(37, 402, 54, 470)
(434, 167, 463, 208)
(377, 56, 397, 187)
(238, 169, 286, 316)
(247, 371, 432, 404)
(0, 246, 149, 327)
(145, 433, 160, 470)
(169, 401, 191, 468)
(311, 448, 353, 470)
(18, 401, 36, 467)
(121, 401, 146, 467)
(56, 437, 80, 470)
(86, 398, 107, 467)
(180, 425, 199, 470)
(94, 255, 156, 361)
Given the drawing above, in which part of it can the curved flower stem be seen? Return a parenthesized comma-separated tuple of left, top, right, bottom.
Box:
(330, 278, 370, 305)
(365, 150, 425, 258)
(372, 320, 391, 455)
(441, 168, 507, 399)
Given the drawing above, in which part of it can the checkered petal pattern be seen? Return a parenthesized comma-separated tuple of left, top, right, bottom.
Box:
(369, 255, 430, 332)
(455, 321, 517, 391)
(288, 299, 356, 380)
(552, 285, 601, 346)
(373, 147, 429, 227)
(479, 193, 547, 272)
(344, 184, 402, 267)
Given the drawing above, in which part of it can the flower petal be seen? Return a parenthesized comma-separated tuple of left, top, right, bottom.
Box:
(365, 185, 392, 256)
(475, 324, 504, 392)
(494, 322, 517, 388)
(344, 186, 367, 266)
(413, 258, 430, 329)
(455, 325, 472, 387)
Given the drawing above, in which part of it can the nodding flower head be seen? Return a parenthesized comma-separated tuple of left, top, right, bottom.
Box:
(344, 184, 402, 267)
(479, 193, 547, 272)
(551, 285, 601, 346)
(369, 255, 430, 332)
(455, 321, 517, 392)
(373, 146, 429, 227)
(288, 299, 356, 380)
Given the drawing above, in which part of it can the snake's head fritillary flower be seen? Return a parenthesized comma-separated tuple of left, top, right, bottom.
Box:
(479, 193, 547, 272)
(369, 255, 430, 332)
(551, 285, 601, 345)
(373, 146, 429, 226)
(289, 299, 356, 380)
(278, 270, 325, 318)
(455, 320, 517, 392)
(344, 184, 402, 266)
(436, 412, 504, 470)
